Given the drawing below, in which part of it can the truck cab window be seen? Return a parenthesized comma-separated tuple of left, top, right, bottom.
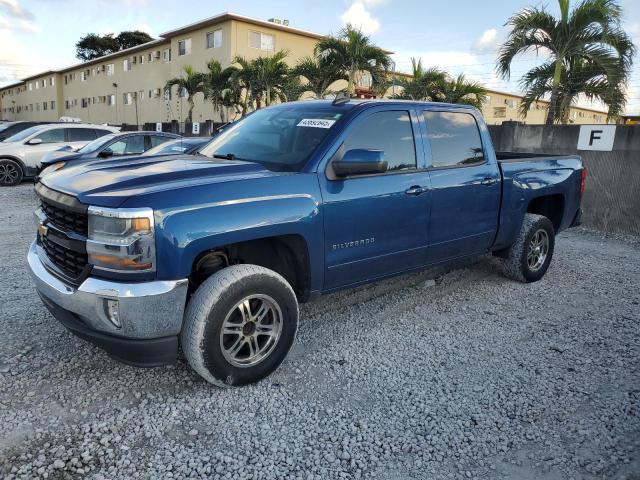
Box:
(423, 111, 484, 167)
(342, 111, 416, 171)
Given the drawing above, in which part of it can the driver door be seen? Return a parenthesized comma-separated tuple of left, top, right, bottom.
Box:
(318, 108, 431, 290)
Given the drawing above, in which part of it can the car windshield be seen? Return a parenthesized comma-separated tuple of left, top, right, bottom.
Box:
(144, 138, 200, 156)
(77, 134, 118, 154)
(3, 125, 45, 143)
(199, 106, 344, 171)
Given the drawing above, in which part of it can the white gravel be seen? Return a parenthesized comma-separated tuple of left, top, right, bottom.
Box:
(1, 183, 639, 480)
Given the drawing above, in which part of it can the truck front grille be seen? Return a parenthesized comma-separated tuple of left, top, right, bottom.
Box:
(40, 235, 88, 278)
(40, 200, 88, 236)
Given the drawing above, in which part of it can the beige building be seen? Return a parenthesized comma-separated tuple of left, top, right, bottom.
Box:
(0, 12, 609, 126)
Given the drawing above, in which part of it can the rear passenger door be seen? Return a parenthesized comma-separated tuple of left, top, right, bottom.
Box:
(421, 110, 501, 262)
(319, 108, 431, 290)
(66, 128, 97, 150)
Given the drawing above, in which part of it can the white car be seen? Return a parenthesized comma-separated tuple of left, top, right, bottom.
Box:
(0, 123, 120, 186)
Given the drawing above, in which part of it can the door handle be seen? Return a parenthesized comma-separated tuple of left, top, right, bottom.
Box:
(480, 177, 498, 186)
(405, 186, 426, 196)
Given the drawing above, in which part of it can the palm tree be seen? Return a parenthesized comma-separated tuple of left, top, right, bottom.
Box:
(519, 56, 626, 122)
(164, 65, 206, 123)
(203, 59, 237, 123)
(232, 50, 290, 110)
(292, 56, 348, 99)
(314, 25, 391, 95)
(392, 58, 447, 100)
(252, 50, 290, 106)
(497, 0, 635, 124)
(437, 74, 488, 108)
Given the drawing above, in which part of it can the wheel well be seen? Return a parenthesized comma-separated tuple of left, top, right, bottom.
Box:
(0, 156, 25, 173)
(527, 194, 564, 232)
(190, 235, 311, 301)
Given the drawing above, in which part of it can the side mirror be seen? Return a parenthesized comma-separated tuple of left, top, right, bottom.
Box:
(27, 138, 42, 145)
(98, 149, 114, 158)
(332, 149, 387, 177)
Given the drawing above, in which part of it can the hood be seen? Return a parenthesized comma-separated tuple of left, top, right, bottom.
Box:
(41, 150, 84, 165)
(40, 154, 283, 207)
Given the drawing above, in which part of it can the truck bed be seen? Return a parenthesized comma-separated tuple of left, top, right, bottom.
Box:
(496, 151, 576, 162)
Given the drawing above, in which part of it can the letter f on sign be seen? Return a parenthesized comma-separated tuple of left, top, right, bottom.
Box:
(589, 130, 603, 146)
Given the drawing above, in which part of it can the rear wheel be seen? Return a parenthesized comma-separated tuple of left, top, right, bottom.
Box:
(502, 213, 555, 283)
(0, 159, 23, 186)
(181, 264, 299, 387)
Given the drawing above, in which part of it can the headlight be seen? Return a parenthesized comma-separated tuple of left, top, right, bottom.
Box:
(40, 161, 66, 177)
(86, 207, 155, 272)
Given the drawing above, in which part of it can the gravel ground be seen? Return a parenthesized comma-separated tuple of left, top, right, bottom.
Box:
(1, 183, 639, 480)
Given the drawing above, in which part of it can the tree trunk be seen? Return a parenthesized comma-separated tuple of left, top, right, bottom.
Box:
(187, 98, 195, 123)
(545, 60, 563, 125)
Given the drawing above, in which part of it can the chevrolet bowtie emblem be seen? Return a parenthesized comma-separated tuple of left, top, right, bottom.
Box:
(37, 223, 48, 238)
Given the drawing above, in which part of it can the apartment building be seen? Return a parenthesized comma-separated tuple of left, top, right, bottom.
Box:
(0, 12, 609, 125)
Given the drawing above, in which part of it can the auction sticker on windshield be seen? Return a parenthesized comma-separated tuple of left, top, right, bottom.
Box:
(297, 119, 336, 128)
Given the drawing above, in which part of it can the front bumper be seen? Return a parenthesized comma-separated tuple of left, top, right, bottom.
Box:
(27, 241, 188, 367)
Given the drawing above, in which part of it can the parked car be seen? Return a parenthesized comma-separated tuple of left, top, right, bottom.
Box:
(0, 123, 119, 186)
(29, 100, 585, 387)
(0, 121, 61, 142)
(40, 131, 181, 169)
(142, 137, 210, 156)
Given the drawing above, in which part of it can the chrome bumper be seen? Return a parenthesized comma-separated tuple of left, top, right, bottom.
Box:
(27, 241, 188, 339)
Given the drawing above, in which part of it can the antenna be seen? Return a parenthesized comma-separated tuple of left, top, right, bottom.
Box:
(332, 91, 351, 106)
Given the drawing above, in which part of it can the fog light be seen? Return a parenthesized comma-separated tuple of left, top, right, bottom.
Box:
(104, 298, 121, 328)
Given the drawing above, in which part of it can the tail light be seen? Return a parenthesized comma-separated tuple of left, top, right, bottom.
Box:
(580, 168, 586, 196)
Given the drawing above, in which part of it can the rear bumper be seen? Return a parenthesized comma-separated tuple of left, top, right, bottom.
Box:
(27, 241, 188, 367)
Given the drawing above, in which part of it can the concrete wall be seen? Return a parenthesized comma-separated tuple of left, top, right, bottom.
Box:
(489, 123, 640, 236)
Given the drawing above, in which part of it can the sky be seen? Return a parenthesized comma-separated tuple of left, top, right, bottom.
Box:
(1, 0, 639, 113)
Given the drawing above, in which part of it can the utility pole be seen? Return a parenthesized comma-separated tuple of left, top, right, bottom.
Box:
(113, 83, 118, 125)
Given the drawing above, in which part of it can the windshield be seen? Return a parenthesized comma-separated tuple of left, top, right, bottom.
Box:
(77, 133, 118, 154)
(199, 106, 344, 171)
(144, 138, 202, 156)
(3, 125, 45, 143)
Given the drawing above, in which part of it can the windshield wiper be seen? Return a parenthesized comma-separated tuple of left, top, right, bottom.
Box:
(212, 153, 259, 164)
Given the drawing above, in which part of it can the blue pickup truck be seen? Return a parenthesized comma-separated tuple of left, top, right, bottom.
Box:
(28, 99, 585, 387)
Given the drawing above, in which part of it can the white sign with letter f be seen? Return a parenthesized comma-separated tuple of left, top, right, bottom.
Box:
(577, 125, 616, 151)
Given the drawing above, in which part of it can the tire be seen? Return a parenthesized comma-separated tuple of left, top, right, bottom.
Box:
(502, 213, 555, 283)
(181, 264, 299, 387)
(0, 159, 23, 187)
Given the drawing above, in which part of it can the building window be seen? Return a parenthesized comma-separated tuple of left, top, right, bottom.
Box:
(107, 94, 116, 106)
(80, 70, 88, 81)
(164, 88, 171, 101)
(493, 107, 507, 118)
(36, 103, 40, 111)
(138, 90, 144, 101)
(51, 101, 55, 110)
(505, 99, 517, 108)
(178, 38, 191, 56)
(65, 100, 70, 110)
(485, 95, 491, 104)
(123, 92, 133, 105)
(207, 29, 222, 49)
(163, 48, 172, 63)
(148, 53, 152, 62)
(249, 31, 275, 51)
(124, 59, 132, 71)
(50, 77, 55, 86)
(43, 102, 48, 111)
(106, 64, 115, 76)
(29, 82, 33, 91)
(81, 98, 89, 108)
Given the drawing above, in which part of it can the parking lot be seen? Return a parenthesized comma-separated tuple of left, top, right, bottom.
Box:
(0, 183, 639, 480)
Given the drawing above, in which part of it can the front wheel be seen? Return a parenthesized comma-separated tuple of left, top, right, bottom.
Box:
(0, 159, 23, 186)
(502, 213, 555, 283)
(181, 264, 299, 387)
